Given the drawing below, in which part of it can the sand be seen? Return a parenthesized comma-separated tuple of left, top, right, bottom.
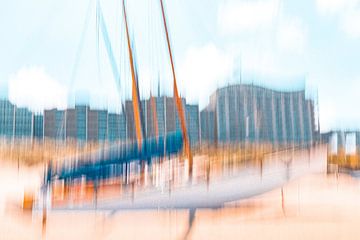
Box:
(2, 147, 360, 239)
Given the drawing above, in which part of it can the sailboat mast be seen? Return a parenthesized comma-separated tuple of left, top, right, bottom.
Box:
(122, 0, 143, 149)
(159, 0, 193, 177)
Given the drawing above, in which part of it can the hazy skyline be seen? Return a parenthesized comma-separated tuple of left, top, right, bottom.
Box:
(1, 0, 360, 131)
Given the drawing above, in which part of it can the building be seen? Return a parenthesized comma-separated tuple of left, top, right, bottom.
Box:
(75, 105, 87, 141)
(43, 97, 199, 146)
(200, 109, 215, 145)
(0, 97, 200, 146)
(87, 109, 108, 141)
(0, 99, 35, 139)
(108, 113, 126, 142)
(33, 114, 44, 139)
(125, 96, 200, 147)
(200, 84, 317, 145)
(44, 106, 112, 142)
(185, 104, 200, 147)
(44, 109, 65, 140)
(321, 130, 360, 152)
(0, 99, 15, 137)
(107, 113, 118, 142)
(14, 107, 33, 138)
(2, 84, 316, 147)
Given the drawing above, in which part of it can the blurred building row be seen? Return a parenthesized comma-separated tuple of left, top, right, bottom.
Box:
(0, 83, 318, 146)
(322, 130, 360, 153)
(43, 96, 200, 146)
(0, 99, 43, 139)
(0, 97, 200, 146)
(322, 130, 360, 170)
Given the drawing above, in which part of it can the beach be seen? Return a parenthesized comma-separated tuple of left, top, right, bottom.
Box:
(2, 146, 360, 239)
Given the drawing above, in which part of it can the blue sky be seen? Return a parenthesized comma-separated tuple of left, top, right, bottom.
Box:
(1, 0, 360, 131)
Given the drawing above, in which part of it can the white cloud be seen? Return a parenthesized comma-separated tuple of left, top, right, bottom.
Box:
(316, 0, 358, 15)
(214, 0, 308, 88)
(218, 0, 280, 34)
(178, 43, 234, 108)
(340, 8, 360, 38)
(277, 17, 307, 54)
(316, 0, 360, 39)
(315, 75, 360, 131)
(316, 0, 343, 15)
(8, 66, 68, 111)
(241, 50, 278, 75)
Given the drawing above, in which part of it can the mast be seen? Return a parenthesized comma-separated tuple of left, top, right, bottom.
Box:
(122, 0, 143, 149)
(159, 0, 193, 177)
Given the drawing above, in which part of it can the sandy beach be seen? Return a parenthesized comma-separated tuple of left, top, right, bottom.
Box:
(2, 146, 360, 239)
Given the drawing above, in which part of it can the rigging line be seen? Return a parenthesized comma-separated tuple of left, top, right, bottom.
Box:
(118, 7, 126, 103)
(150, 2, 162, 93)
(153, 1, 163, 95)
(69, 0, 93, 90)
(119, 5, 129, 102)
(96, 0, 101, 85)
(116, 1, 126, 114)
(97, 1, 122, 93)
(147, 0, 153, 93)
(59, 0, 93, 143)
(55, 111, 65, 142)
(147, 1, 160, 139)
(150, 0, 159, 95)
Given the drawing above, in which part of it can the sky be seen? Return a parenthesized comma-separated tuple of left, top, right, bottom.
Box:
(1, 0, 360, 131)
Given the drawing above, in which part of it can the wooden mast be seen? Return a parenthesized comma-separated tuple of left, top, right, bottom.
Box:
(159, 0, 193, 177)
(122, 0, 143, 149)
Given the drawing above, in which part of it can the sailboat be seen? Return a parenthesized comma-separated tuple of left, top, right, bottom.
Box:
(40, 0, 322, 211)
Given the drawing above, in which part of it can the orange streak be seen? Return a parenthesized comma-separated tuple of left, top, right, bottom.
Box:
(159, 0, 193, 176)
(123, 0, 143, 149)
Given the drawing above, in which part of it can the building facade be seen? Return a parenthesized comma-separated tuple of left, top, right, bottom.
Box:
(42, 96, 199, 146)
(200, 109, 216, 145)
(2, 84, 316, 147)
(0, 99, 35, 139)
(14, 107, 33, 138)
(186, 104, 200, 147)
(44, 106, 111, 142)
(0, 99, 15, 137)
(33, 114, 44, 139)
(124, 96, 199, 147)
(201, 84, 317, 145)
